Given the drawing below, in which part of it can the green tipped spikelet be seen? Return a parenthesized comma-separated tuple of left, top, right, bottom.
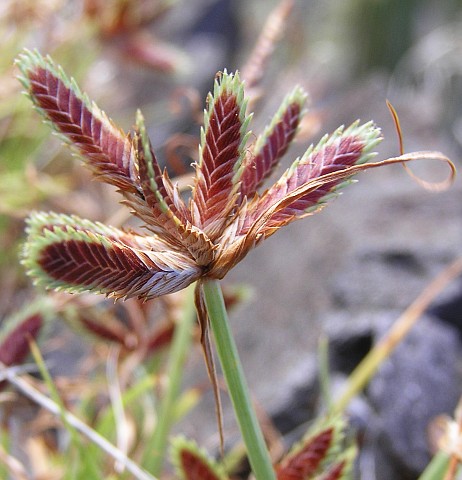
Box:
(275, 415, 355, 480)
(16, 49, 138, 192)
(22, 211, 202, 300)
(170, 436, 228, 480)
(241, 119, 383, 238)
(192, 70, 253, 239)
(240, 85, 308, 198)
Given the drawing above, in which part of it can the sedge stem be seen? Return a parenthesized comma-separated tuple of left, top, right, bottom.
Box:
(202, 279, 276, 480)
(418, 452, 451, 480)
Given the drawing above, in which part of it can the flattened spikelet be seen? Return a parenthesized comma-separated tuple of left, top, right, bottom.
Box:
(192, 70, 252, 239)
(16, 49, 139, 192)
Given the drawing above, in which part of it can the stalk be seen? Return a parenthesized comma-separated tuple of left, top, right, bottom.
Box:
(418, 453, 450, 480)
(202, 279, 276, 480)
(143, 285, 196, 475)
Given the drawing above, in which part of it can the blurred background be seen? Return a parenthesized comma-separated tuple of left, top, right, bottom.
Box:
(1, 1, 462, 479)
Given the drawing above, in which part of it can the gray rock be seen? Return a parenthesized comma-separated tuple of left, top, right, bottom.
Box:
(368, 315, 462, 476)
(331, 248, 455, 311)
(323, 310, 395, 374)
(321, 310, 462, 479)
(269, 355, 320, 446)
(430, 284, 462, 333)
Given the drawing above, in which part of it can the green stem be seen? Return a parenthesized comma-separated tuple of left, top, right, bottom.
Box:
(418, 452, 450, 480)
(318, 335, 333, 411)
(143, 285, 196, 475)
(202, 279, 276, 480)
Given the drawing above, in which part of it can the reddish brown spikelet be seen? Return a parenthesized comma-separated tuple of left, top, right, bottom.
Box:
(275, 427, 334, 480)
(146, 322, 175, 353)
(171, 437, 227, 480)
(0, 313, 43, 366)
(179, 449, 223, 480)
(78, 314, 128, 346)
(40, 239, 146, 289)
(269, 135, 366, 223)
(18, 51, 138, 192)
(193, 72, 250, 239)
(135, 109, 190, 223)
(135, 111, 214, 266)
(240, 99, 303, 198)
(196, 95, 240, 226)
(38, 236, 177, 299)
(23, 212, 202, 300)
(243, 121, 381, 235)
